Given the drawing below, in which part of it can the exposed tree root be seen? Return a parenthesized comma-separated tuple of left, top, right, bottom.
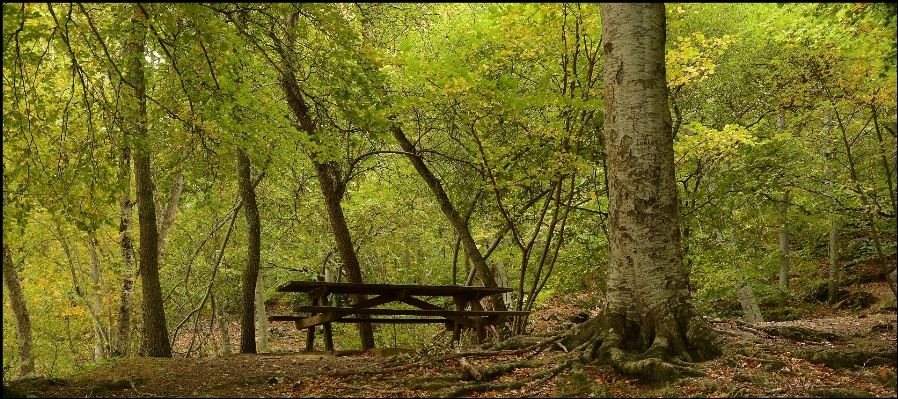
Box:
(321, 384, 409, 395)
(442, 352, 580, 398)
(328, 333, 564, 378)
(567, 311, 721, 381)
(480, 333, 558, 351)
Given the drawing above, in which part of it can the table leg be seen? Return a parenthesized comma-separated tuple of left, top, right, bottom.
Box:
(452, 297, 471, 345)
(470, 299, 486, 343)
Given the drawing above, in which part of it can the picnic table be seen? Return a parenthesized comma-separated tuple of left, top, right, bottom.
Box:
(268, 281, 530, 350)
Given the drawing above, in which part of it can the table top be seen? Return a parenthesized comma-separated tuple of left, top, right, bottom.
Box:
(275, 281, 513, 298)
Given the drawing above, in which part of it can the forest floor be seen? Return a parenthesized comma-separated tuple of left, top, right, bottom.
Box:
(13, 282, 897, 398)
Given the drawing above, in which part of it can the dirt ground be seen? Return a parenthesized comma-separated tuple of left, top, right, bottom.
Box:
(12, 282, 898, 398)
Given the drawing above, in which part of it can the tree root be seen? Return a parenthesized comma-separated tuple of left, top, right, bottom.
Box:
(480, 333, 557, 351)
(588, 323, 711, 381)
(442, 352, 580, 398)
(329, 333, 564, 378)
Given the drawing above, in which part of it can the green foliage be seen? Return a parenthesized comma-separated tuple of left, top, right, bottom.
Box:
(3, 2, 896, 376)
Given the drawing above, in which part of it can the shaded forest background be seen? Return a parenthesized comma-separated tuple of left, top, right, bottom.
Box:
(3, 2, 896, 381)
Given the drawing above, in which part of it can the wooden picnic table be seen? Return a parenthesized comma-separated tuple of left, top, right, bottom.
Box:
(268, 281, 530, 351)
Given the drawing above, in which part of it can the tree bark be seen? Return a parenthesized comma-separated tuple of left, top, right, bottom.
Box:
(728, 232, 763, 323)
(255, 271, 269, 353)
(823, 111, 842, 304)
(391, 125, 506, 311)
(561, 3, 720, 380)
(156, 171, 184, 264)
(126, 4, 171, 358)
(236, 149, 261, 354)
(112, 142, 136, 358)
(280, 67, 375, 350)
(777, 190, 791, 305)
(3, 244, 36, 377)
(213, 294, 232, 356)
(312, 160, 376, 349)
(87, 235, 111, 360)
(827, 217, 841, 303)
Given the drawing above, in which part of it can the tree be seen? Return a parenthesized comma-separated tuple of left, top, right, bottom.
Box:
(2, 243, 35, 377)
(112, 124, 136, 358)
(390, 126, 507, 310)
(271, 6, 377, 350)
(124, 4, 171, 358)
(561, 4, 720, 379)
(236, 149, 261, 353)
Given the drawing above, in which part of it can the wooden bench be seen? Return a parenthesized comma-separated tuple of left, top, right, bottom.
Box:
(268, 281, 530, 350)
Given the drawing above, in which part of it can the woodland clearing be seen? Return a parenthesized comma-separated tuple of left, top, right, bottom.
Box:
(9, 282, 896, 398)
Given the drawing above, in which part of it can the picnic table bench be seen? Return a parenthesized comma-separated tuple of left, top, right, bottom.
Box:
(268, 281, 530, 351)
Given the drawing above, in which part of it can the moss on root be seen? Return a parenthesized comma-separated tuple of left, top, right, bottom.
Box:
(564, 310, 722, 381)
(558, 365, 613, 398)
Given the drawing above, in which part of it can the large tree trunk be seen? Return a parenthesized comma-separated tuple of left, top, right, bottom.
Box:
(561, 3, 720, 380)
(236, 149, 261, 354)
(3, 244, 35, 377)
(112, 143, 136, 358)
(126, 4, 171, 358)
(391, 125, 507, 312)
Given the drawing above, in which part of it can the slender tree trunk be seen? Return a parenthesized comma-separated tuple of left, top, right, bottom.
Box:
(57, 229, 111, 358)
(451, 233, 460, 285)
(822, 111, 842, 303)
(829, 89, 898, 299)
(279, 66, 375, 349)
(727, 232, 763, 323)
(562, 4, 720, 380)
(777, 190, 791, 303)
(213, 294, 232, 356)
(126, 4, 171, 358)
(112, 142, 136, 358)
(3, 244, 36, 377)
(312, 160, 376, 349)
(237, 149, 261, 353)
(390, 125, 506, 311)
(87, 235, 110, 360)
(255, 271, 269, 353)
(870, 102, 896, 216)
(157, 171, 184, 264)
(827, 217, 841, 303)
